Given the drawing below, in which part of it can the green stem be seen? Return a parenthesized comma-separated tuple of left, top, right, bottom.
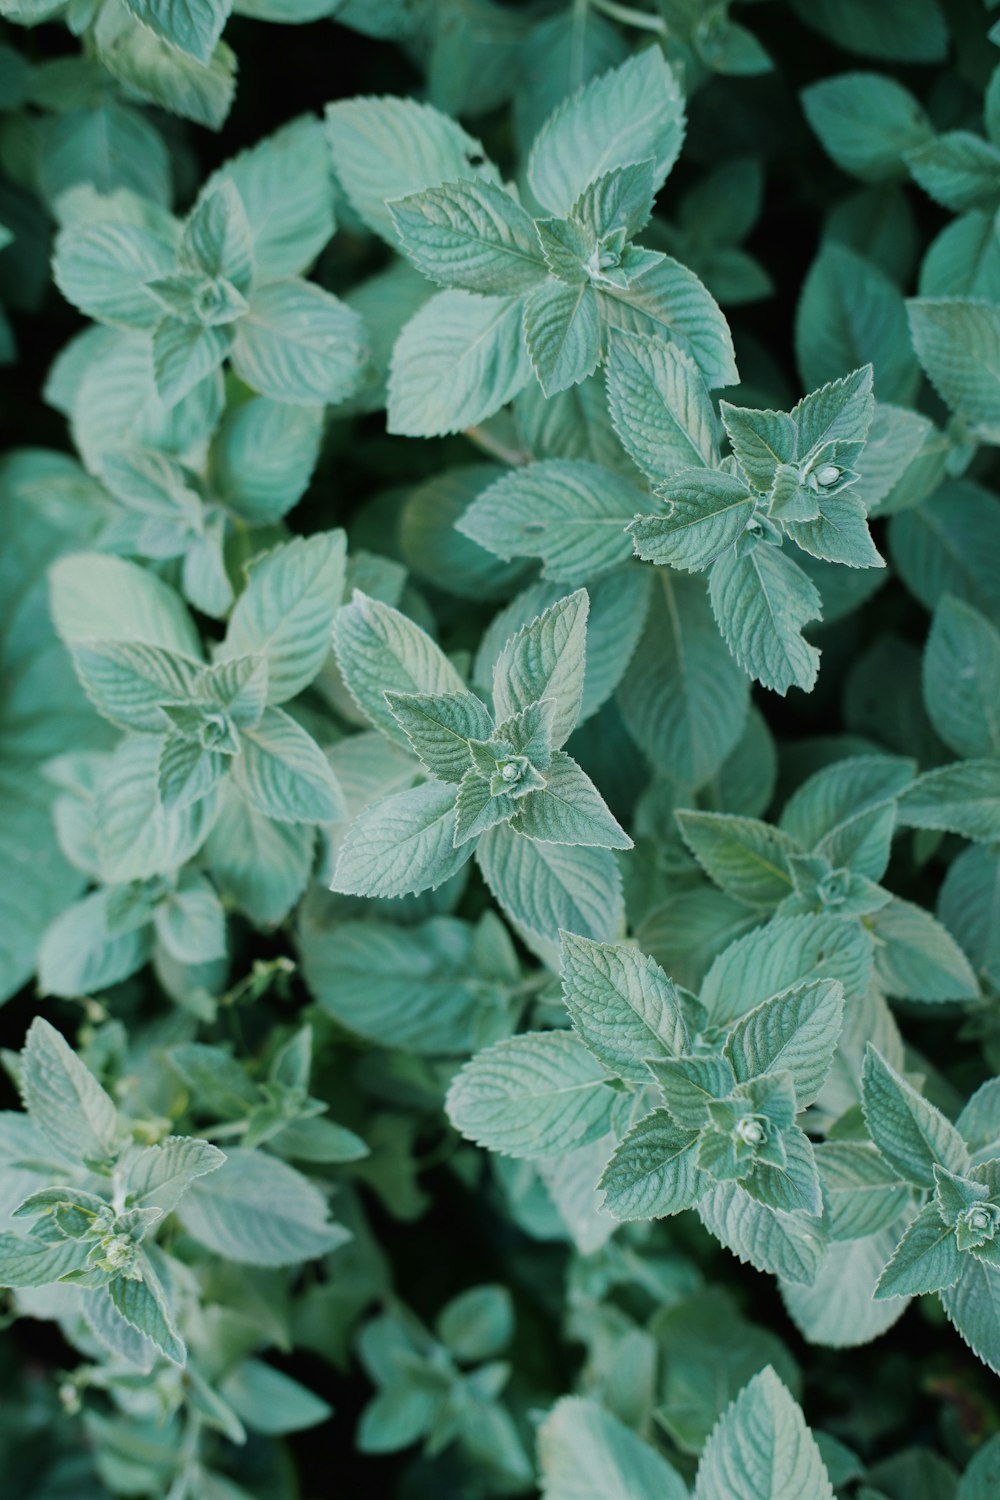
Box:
(590, 0, 668, 33)
(463, 425, 530, 467)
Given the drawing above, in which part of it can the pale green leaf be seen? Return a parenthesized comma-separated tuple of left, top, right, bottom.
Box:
(333, 591, 466, 745)
(446, 1029, 614, 1158)
(724, 979, 845, 1107)
(492, 588, 588, 748)
(599, 1110, 702, 1220)
(332, 780, 472, 898)
(709, 543, 822, 696)
(605, 332, 717, 486)
(675, 810, 798, 907)
(389, 178, 546, 294)
(559, 931, 687, 1083)
(21, 1016, 119, 1166)
(477, 822, 623, 945)
(223, 531, 346, 704)
(387, 290, 532, 437)
(458, 459, 641, 582)
(861, 1045, 969, 1188)
(178, 1147, 349, 1265)
(232, 708, 346, 824)
(231, 281, 366, 407)
(528, 49, 685, 217)
(693, 1366, 834, 1500)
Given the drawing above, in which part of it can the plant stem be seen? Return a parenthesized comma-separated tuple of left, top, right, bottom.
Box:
(590, 0, 668, 33)
(463, 425, 530, 466)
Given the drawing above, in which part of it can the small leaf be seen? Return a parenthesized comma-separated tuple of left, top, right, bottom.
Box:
(446, 1030, 614, 1158)
(693, 1366, 835, 1500)
(861, 1045, 969, 1188)
(559, 932, 687, 1082)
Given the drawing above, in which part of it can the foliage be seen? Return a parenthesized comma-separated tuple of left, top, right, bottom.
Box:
(2, 0, 1000, 1495)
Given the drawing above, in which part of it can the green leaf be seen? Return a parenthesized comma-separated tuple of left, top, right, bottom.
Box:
(178, 1147, 349, 1265)
(325, 95, 496, 244)
(789, 0, 947, 64)
(907, 299, 1000, 437)
(725, 979, 845, 1108)
(869, 895, 981, 1001)
(779, 754, 914, 862)
(906, 133, 1000, 213)
(68, 641, 202, 734)
(874, 1202, 962, 1298)
(940, 845, 1000, 995)
(232, 708, 346, 824)
(384, 690, 494, 783)
(784, 492, 884, 570)
(781, 1229, 910, 1348)
(332, 781, 473, 898)
(120, 0, 227, 65)
(108, 1258, 185, 1365)
(492, 588, 588, 748)
(222, 532, 346, 704)
(698, 1180, 828, 1284)
(617, 571, 749, 789)
(923, 598, 1000, 759)
(219, 1358, 331, 1435)
(153, 872, 226, 963)
(477, 822, 624, 946)
(96, 734, 221, 884)
(897, 761, 1000, 845)
(388, 289, 531, 436)
(675, 811, 798, 907)
(630, 469, 756, 574)
(211, 397, 324, 525)
(701, 914, 873, 1028)
(125, 1135, 225, 1214)
(181, 180, 254, 292)
(436, 1284, 513, 1362)
(202, 117, 334, 283)
(744, 1124, 822, 1217)
(446, 1030, 614, 1158)
(92, 9, 235, 129)
(204, 781, 314, 925)
(333, 591, 466, 745)
(942, 1257, 1000, 1377)
(389, 179, 546, 294)
(816, 1142, 911, 1240)
(53, 221, 175, 331)
(861, 1045, 969, 1188)
(512, 751, 632, 850)
(889, 480, 1000, 623)
(38, 889, 152, 998)
(458, 459, 641, 582)
(528, 49, 684, 218)
(50, 552, 202, 659)
(0, 1231, 90, 1288)
(21, 1017, 119, 1166)
(693, 1366, 835, 1500)
(709, 542, 822, 696)
(599, 1110, 702, 1220)
(796, 244, 918, 404)
(801, 73, 932, 182)
(301, 910, 517, 1056)
(605, 331, 717, 486)
(539, 1396, 689, 1500)
(601, 256, 738, 390)
(523, 279, 603, 397)
(231, 281, 366, 406)
(559, 931, 687, 1083)
(154, 318, 231, 409)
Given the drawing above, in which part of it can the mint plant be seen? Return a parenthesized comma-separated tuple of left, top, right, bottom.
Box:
(5, 3, 1000, 1495)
